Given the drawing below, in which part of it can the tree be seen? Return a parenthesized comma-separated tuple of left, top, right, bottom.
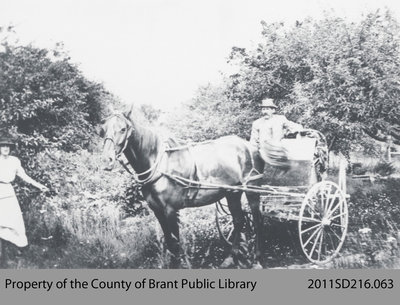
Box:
(0, 28, 112, 159)
(227, 10, 400, 153)
(164, 82, 256, 141)
(139, 104, 162, 124)
(171, 10, 400, 154)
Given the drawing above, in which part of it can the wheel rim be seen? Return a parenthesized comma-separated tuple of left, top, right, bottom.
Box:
(298, 181, 348, 264)
(216, 201, 234, 245)
(215, 200, 254, 246)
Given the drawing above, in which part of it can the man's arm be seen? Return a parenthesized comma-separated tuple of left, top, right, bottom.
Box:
(283, 117, 303, 135)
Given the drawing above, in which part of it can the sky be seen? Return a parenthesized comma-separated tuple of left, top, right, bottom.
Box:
(1, 0, 400, 109)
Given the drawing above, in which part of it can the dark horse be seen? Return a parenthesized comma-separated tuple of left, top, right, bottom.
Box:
(100, 108, 265, 268)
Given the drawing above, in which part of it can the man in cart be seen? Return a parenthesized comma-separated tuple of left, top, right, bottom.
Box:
(250, 98, 304, 171)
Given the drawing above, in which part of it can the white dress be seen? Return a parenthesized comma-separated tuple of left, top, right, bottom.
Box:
(0, 156, 28, 247)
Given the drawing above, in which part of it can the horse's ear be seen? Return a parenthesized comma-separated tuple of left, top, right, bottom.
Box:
(108, 104, 115, 114)
(125, 103, 134, 119)
(95, 125, 105, 137)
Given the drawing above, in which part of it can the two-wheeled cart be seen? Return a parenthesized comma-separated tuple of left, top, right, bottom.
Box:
(216, 133, 349, 264)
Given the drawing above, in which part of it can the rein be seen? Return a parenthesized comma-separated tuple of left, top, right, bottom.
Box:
(118, 145, 166, 185)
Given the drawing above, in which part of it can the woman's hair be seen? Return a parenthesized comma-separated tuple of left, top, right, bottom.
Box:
(0, 143, 14, 153)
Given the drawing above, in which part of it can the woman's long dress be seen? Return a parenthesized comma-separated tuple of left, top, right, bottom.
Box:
(0, 156, 28, 247)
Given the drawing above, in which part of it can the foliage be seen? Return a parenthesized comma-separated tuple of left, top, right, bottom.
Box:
(0, 27, 113, 158)
(165, 83, 256, 141)
(339, 179, 400, 268)
(168, 10, 400, 154)
(0, 26, 119, 217)
(229, 10, 400, 153)
(373, 162, 396, 176)
(139, 104, 162, 124)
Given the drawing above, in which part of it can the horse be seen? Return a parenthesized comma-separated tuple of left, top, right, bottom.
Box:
(100, 108, 265, 268)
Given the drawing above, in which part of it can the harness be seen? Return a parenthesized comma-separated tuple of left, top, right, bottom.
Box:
(118, 140, 200, 206)
(118, 144, 166, 185)
(119, 142, 262, 199)
(104, 114, 263, 193)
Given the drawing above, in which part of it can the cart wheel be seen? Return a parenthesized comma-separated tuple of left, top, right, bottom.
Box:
(215, 200, 254, 246)
(298, 181, 348, 264)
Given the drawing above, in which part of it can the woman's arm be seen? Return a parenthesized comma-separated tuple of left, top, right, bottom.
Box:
(16, 160, 49, 192)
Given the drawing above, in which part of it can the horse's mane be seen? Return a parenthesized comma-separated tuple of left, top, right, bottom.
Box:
(165, 137, 186, 148)
(121, 106, 186, 150)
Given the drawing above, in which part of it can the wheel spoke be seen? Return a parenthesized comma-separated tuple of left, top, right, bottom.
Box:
(327, 229, 337, 251)
(309, 229, 322, 259)
(303, 226, 322, 248)
(322, 184, 332, 214)
(317, 229, 324, 261)
(301, 216, 322, 223)
(319, 190, 325, 214)
(331, 223, 346, 230)
(301, 223, 322, 234)
(325, 189, 340, 216)
(307, 201, 322, 220)
(326, 198, 344, 219)
(327, 226, 343, 241)
(222, 218, 233, 229)
(330, 212, 347, 222)
(305, 200, 322, 219)
(226, 226, 234, 241)
(216, 203, 234, 246)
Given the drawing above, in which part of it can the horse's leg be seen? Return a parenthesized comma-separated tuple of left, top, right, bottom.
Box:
(0, 239, 6, 268)
(151, 206, 181, 268)
(246, 192, 264, 266)
(225, 192, 245, 261)
(164, 206, 180, 268)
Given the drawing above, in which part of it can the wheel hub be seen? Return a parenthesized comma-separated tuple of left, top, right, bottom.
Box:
(321, 217, 331, 226)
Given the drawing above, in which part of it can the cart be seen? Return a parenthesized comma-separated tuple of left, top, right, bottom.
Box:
(216, 133, 349, 264)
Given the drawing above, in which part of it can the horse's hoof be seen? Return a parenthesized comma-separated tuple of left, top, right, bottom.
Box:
(169, 260, 181, 269)
(220, 256, 235, 268)
(252, 262, 263, 270)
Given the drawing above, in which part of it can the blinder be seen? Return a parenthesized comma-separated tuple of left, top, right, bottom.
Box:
(102, 113, 134, 159)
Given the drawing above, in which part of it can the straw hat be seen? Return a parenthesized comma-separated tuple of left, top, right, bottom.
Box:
(0, 135, 15, 147)
(260, 98, 277, 108)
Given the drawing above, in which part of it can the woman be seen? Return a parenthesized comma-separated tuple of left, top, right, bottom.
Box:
(0, 135, 48, 267)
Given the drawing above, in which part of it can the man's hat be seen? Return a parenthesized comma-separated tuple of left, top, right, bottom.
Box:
(260, 98, 277, 108)
(0, 135, 15, 147)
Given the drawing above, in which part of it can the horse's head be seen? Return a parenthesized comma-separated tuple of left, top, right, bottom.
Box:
(100, 113, 133, 171)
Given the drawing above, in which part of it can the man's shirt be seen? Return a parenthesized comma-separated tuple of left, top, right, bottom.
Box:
(250, 114, 303, 149)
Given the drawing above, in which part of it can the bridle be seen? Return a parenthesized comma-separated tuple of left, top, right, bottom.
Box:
(103, 113, 134, 159)
(103, 113, 165, 185)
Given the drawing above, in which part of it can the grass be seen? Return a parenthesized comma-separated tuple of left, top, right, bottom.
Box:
(3, 147, 229, 268)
